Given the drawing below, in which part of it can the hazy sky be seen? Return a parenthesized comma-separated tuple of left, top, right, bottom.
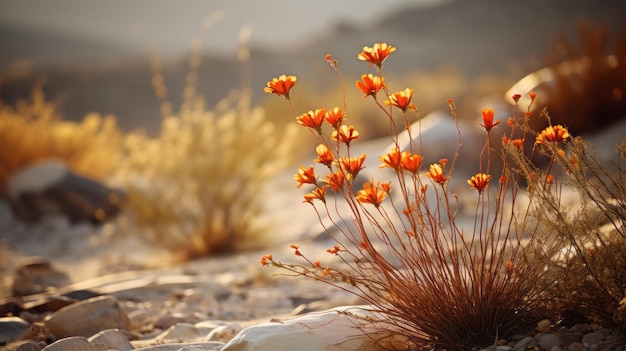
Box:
(0, 0, 448, 55)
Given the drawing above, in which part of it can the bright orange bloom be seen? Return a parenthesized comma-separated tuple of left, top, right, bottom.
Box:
(479, 108, 500, 132)
(324, 171, 347, 191)
(385, 88, 416, 112)
(427, 163, 447, 185)
(545, 174, 554, 185)
(260, 254, 273, 266)
(291, 244, 302, 256)
(357, 43, 396, 67)
(304, 185, 327, 204)
(332, 125, 360, 146)
(264, 75, 297, 99)
(379, 147, 405, 170)
(339, 154, 366, 177)
(296, 109, 325, 131)
(503, 136, 525, 150)
(401, 153, 423, 174)
(535, 125, 570, 145)
(356, 180, 389, 207)
(294, 166, 317, 188)
(356, 74, 385, 98)
(314, 144, 334, 167)
(324, 107, 345, 128)
(326, 245, 340, 255)
(467, 173, 491, 193)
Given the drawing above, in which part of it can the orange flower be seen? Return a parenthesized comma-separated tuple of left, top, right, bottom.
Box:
(385, 88, 416, 112)
(503, 136, 525, 150)
(356, 180, 389, 207)
(304, 185, 327, 204)
(427, 163, 447, 185)
(356, 74, 385, 98)
(260, 254, 273, 266)
(535, 125, 570, 145)
(339, 154, 366, 177)
(326, 245, 340, 255)
(324, 107, 345, 128)
(296, 109, 325, 131)
(357, 43, 396, 67)
(379, 147, 405, 170)
(479, 108, 500, 132)
(401, 153, 423, 174)
(324, 171, 347, 191)
(264, 74, 297, 99)
(294, 166, 317, 188)
(467, 173, 491, 193)
(314, 144, 334, 167)
(332, 125, 360, 146)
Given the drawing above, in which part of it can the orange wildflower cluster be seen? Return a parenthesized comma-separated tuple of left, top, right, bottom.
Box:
(260, 254, 273, 266)
(535, 125, 570, 145)
(379, 147, 423, 174)
(502, 136, 525, 150)
(357, 42, 396, 67)
(263, 74, 297, 99)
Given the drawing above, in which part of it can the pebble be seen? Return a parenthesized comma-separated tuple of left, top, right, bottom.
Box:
(43, 295, 131, 338)
(0, 317, 30, 345)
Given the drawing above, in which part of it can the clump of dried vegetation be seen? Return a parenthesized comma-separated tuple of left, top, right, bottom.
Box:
(261, 41, 626, 350)
(0, 85, 123, 195)
(113, 22, 297, 259)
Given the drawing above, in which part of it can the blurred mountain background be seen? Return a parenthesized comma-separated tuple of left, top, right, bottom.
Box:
(1, 0, 625, 136)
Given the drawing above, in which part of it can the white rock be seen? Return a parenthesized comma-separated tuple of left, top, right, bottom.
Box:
(88, 329, 134, 351)
(221, 305, 406, 351)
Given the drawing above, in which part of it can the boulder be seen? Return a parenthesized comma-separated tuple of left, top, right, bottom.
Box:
(7, 159, 122, 223)
(221, 305, 407, 351)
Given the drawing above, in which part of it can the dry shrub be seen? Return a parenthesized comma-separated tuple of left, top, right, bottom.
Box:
(0, 86, 122, 194)
(114, 22, 296, 259)
(261, 45, 557, 350)
(514, 127, 626, 329)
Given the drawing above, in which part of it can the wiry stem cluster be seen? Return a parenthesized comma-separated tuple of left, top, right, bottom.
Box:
(262, 42, 623, 349)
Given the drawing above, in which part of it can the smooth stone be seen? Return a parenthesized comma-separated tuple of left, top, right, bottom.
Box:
(536, 319, 552, 333)
(7, 159, 123, 223)
(132, 342, 225, 351)
(511, 336, 535, 351)
(13, 340, 44, 351)
(41, 336, 101, 351)
(11, 258, 70, 296)
(153, 311, 208, 330)
(567, 342, 584, 351)
(221, 305, 406, 351)
(88, 329, 134, 351)
(0, 316, 30, 345)
(581, 331, 604, 347)
(536, 333, 561, 351)
(43, 295, 130, 338)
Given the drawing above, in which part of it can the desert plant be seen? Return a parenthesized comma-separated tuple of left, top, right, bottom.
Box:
(0, 86, 122, 195)
(260, 44, 559, 350)
(114, 23, 297, 259)
(510, 116, 626, 329)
